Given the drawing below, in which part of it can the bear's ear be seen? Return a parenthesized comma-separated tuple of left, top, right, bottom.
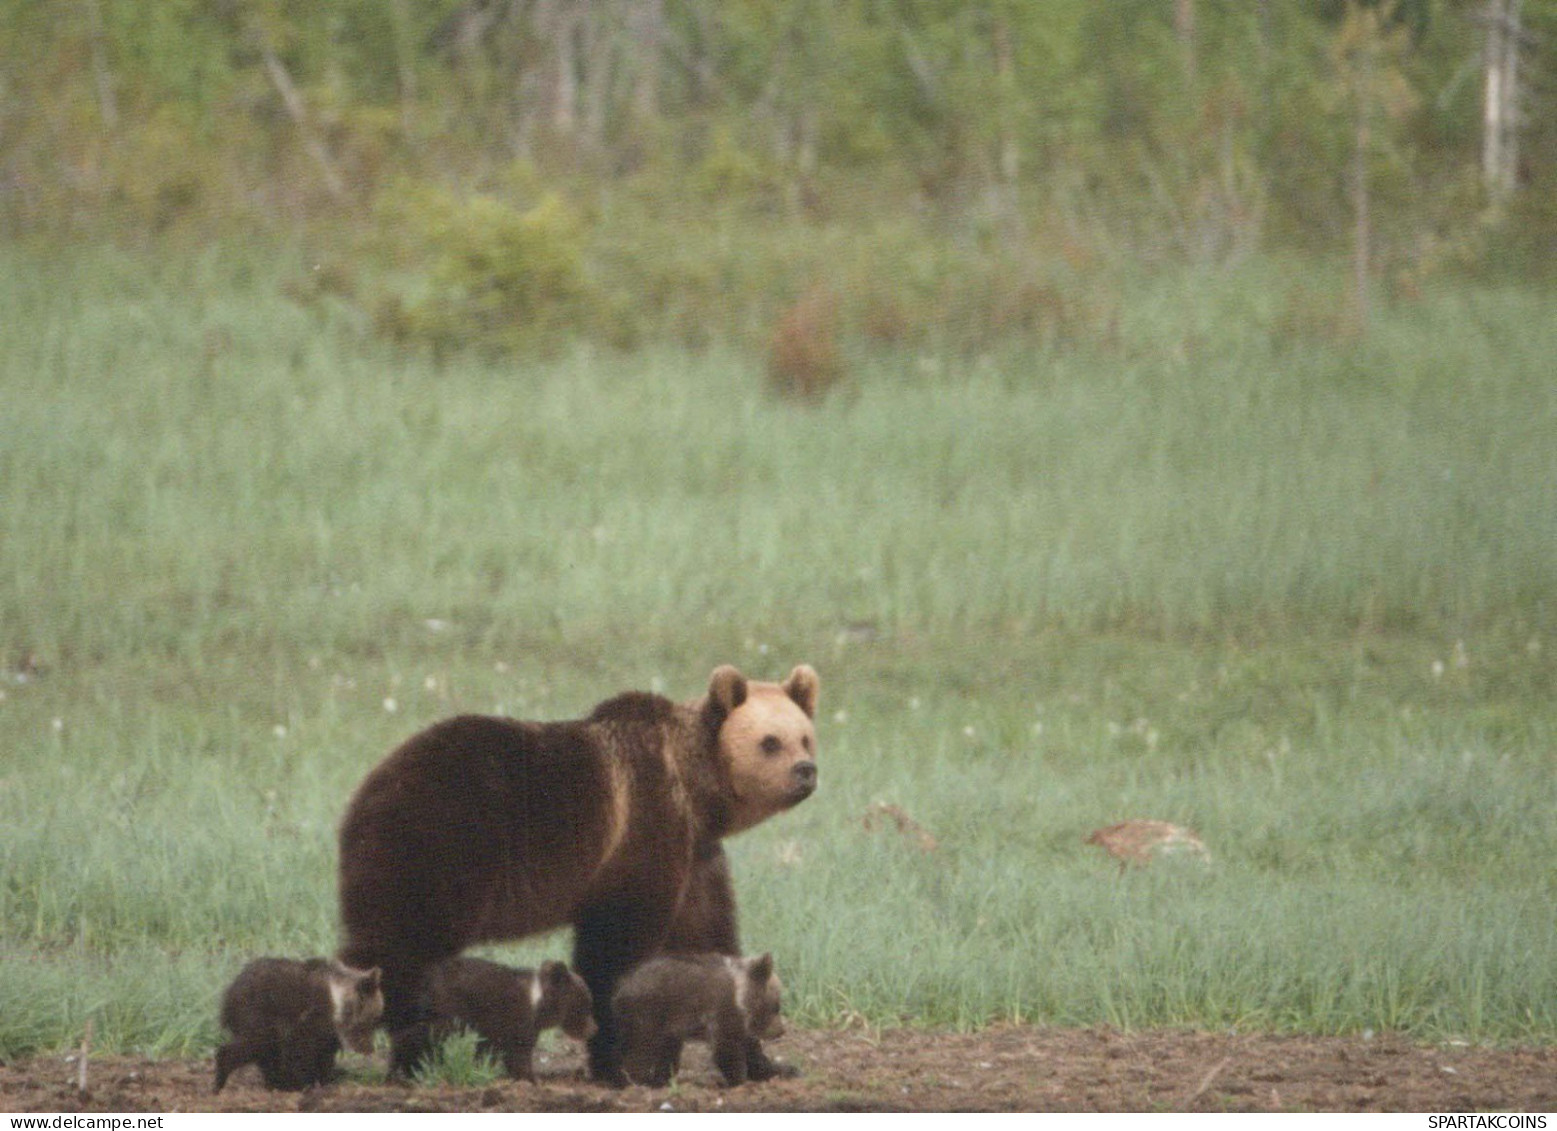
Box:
(747, 953, 774, 982)
(540, 960, 570, 987)
(707, 665, 749, 715)
(360, 967, 382, 995)
(782, 665, 819, 718)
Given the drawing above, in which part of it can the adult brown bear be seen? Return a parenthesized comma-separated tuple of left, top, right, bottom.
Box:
(337, 664, 818, 1083)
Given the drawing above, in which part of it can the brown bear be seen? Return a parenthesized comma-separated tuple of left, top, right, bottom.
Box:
(390, 956, 597, 1080)
(612, 952, 784, 1087)
(337, 663, 818, 1084)
(213, 957, 382, 1092)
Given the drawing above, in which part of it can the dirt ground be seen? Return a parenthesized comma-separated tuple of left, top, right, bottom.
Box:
(4, 1026, 1555, 1113)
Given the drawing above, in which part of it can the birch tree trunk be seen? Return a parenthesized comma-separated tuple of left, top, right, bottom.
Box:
(552, 1, 579, 139)
(390, 0, 419, 140)
(1174, 0, 1197, 84)
(993, 14, 1018, 185)
(82, 0, 118, 132)
(1352, 82, 1371, 333)
(627, 0, 664, 126)
(1481, 0, 1522, 208)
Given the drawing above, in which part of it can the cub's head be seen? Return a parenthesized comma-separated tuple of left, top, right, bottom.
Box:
(536, 959, 597, 1042)
(325, 960, 383, 1054)
(705, 664, 819, 835)
(732, 953, 784, 1041)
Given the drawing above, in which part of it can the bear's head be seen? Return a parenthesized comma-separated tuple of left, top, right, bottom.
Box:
(536, 959, 598, 1041)
(734, 952, 784, 1041)
(325, 960, 384, 1054)
(705, 664, 819, 835)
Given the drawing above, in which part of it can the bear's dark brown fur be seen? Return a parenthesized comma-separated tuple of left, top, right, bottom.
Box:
(612, 952, 784, 1087)
(390, 957, 596, 1080)
(213, 958, 382, 1092)
(337, 664, 818, 1083)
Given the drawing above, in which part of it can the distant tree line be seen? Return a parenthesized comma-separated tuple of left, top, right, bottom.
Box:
(5, 2, 1552, 350)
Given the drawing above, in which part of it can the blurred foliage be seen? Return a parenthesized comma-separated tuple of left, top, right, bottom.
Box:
(3, 0, 1555, 356)
(372, 180, 594, 357)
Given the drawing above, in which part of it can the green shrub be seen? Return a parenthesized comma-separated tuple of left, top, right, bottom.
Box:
(374, 184, 595, 357)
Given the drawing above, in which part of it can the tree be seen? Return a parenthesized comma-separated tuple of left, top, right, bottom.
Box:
(1328, 1, 1418, 329)
(1481, 0, 1524, 209)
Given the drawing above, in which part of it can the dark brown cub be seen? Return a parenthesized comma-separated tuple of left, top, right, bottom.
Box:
(391, 956, 596, 1080)
(611, 952, 783, 1087)
(213, 958, 382, 1092)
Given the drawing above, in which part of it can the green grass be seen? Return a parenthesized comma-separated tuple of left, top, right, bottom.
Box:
(2, 242, 1555, 1057)
(411, 1030, 504, 1089)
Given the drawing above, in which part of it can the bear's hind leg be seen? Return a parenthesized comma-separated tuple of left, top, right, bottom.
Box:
(653, 1037, 685, 1087)
(619, 1037, 677, 1087)
(255, 1048, 297, 1091)
(307, 1038, 341, 1087)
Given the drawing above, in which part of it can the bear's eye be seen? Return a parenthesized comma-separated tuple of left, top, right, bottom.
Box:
(760, 735, 783, 756)
(801, 734, 812, 753)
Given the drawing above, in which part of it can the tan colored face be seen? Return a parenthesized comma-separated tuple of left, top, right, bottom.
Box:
(711, 665, 819, 835)
(735, 953, 784, 1040)
(328, 963, 383, 1054)
(752, 970, 784, 1040)
(539, 960, 598, 1041)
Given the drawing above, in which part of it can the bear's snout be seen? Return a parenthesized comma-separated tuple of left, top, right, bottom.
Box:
(789, 760, 817, 796)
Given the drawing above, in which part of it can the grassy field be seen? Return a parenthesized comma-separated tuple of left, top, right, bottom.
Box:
(1, 243, 1555, 1059)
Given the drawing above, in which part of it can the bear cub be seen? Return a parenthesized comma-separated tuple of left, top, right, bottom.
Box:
(393, 957, 597, 1081)
(612, 952, 783, 1087)
(214, 957, 382, 1092)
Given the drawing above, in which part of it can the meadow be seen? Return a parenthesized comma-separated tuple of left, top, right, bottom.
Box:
(2, 242, 1555, 1061)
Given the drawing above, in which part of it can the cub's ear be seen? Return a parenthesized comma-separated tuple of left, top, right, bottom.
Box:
(540, 960, 571, 987)
(782, 665, 819, 718)
(708, 665, 749, 715)
(747, 953, 774, 982)
(360, 968, 382, 994)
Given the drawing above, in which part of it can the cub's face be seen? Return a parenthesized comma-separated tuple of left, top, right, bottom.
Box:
(709, 665, 819, 835)
(327, 962, 383, 1054)
(538, 959, 598, 1041)
(737, 953, 784, 1041)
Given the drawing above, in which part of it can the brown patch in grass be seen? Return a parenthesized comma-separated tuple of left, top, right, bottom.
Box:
(767, 285, 843, 402)
(1086, 820, 1210, 871)
(862, 801, 939, 852)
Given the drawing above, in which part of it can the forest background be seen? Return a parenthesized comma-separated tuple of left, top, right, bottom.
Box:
(6, 0, 1556, 356)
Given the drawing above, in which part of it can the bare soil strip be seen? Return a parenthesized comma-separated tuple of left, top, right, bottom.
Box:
(4, 1026, 1554, 1113)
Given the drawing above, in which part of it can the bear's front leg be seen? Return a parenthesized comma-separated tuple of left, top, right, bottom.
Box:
(574, 898, 675, 1085)
(495, 1036, 537, 1081)
(709, 1013, 750, 1087)
(741, 1036, 798, 1081)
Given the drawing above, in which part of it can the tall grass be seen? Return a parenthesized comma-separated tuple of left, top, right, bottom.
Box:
(1, 244, 1555, 1056)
